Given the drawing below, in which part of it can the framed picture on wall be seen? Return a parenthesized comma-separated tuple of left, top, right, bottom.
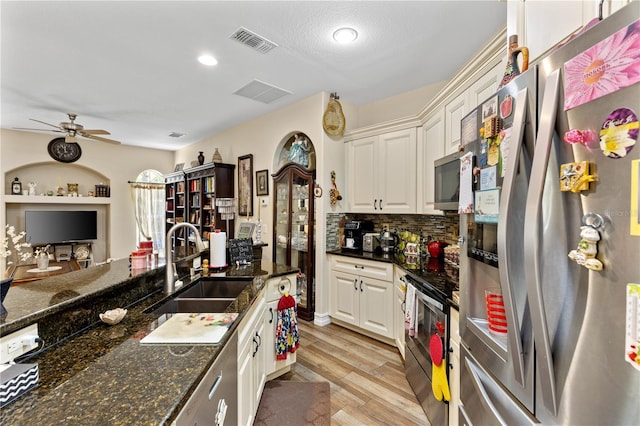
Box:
(256, 169, 269, 196)
(238, 154, 253, 216)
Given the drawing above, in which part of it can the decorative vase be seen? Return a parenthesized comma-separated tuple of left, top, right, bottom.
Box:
(197, 151, 205, 165)
(37, 255, 49, 270)
(212, 148, 223, 163)
(1, 277, 12, 321)
(499, 35, 529, 88)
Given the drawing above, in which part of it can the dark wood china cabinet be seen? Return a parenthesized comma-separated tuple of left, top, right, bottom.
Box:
(272, 163, 315, 321)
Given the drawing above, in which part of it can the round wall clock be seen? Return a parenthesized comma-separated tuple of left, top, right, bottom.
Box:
(48, 137, 82, 163)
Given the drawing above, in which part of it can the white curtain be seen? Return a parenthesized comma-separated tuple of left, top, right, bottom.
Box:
(130, 182, 165, 253)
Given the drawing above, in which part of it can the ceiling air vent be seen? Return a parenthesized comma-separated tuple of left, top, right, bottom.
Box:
(230, 27, 278, 54)
(233, 79, 292, 104)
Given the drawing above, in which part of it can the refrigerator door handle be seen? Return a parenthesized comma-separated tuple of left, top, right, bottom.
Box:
(524, 68, 561, 416)
(464, 356, 508, 426)
(497, 86, 529, 387)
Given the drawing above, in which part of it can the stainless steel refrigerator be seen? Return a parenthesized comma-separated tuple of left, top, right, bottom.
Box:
(459, 3, 640, 424)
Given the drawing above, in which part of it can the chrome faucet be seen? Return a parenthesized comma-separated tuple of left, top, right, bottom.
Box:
(164, 222, 206, 295)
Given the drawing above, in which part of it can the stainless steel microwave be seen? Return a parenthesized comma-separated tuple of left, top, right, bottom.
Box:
(433, 151, 461, 211)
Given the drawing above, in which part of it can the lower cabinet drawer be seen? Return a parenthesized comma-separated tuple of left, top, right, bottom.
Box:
(330, 254, 393, 282)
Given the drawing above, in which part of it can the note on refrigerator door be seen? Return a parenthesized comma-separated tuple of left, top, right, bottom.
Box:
(499, 127, 513, 178)
(626, 284, 640, 372)
(459, 151, 474, 214)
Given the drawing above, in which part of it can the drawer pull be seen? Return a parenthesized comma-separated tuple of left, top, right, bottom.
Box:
(354, 265, 364, 269)
(208, 371, 223, 400)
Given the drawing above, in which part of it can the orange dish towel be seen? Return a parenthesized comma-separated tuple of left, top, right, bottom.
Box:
(275, 293, 300, 360)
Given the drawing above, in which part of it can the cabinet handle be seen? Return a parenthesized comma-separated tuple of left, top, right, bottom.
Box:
(360, 280, 363, 292)
(401, 301, 406, 313)
(269, 307, 274, 324)
(374, 199, 378, 210)
(208, 372, 223, 400)
(252, 335, 259, 357)
(354, 264, 364, 270)
(353, 278, 358, 291)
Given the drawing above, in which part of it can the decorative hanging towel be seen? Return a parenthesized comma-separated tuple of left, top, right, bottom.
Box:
(276, 293, 300, 360)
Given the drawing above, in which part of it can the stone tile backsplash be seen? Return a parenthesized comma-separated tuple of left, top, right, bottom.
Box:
(325, 212, 459, 251)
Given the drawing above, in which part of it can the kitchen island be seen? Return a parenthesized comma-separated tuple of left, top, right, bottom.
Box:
(0, 258, 298, 425)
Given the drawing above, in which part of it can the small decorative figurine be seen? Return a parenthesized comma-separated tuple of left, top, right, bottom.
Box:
(288, 134, 310, 167)
(568, 213, 604, 271)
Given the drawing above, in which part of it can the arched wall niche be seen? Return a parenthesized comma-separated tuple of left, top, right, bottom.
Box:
(273, 131, 316, 172)
(4, 161, 111, 263)
(5, 161, 110, 196)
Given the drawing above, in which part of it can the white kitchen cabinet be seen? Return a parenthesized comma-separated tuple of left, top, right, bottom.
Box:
(467, 61, 501, 110)
(517, 0, 631, 62)
(449, 307, 460, 426)
(329, 255, 394, 339)
(346, 128, 417, 214)
(418, 109, 445, 215)
(237, 296, 266, 426)
(443, 91, 467, 155)
(393, 266, 407, 359)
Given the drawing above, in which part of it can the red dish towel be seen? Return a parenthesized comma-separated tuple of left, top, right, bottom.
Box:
(275, 293, 300, 360)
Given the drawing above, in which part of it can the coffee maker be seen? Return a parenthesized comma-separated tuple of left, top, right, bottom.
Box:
(343, 220, 374, 250)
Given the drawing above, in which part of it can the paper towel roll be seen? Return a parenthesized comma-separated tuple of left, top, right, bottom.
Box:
(210, 231, 227, 268)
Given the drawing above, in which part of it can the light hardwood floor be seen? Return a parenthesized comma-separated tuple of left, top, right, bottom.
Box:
(275, 321, 431, 425)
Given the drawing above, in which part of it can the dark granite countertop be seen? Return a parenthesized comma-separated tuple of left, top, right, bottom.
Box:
(0, 258, 297, 425)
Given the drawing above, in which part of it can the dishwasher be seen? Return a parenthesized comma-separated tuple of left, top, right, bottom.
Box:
(174, 331, 238, 426)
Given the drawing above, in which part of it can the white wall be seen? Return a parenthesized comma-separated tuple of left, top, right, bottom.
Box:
(1, 129, 174, 263)
(174, 93, 343, 322)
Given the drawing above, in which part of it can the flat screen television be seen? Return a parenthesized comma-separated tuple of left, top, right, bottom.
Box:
(25, 210, 97, 245)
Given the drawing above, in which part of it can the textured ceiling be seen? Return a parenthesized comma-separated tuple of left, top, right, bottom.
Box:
(1, 1, 507, 150)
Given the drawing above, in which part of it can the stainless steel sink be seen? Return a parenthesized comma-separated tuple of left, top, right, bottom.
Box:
(151, 297, 235, 314)
(178, 280, 250, 299)
(146, 279, 252, 315)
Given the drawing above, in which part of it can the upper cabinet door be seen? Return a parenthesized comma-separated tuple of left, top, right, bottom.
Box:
(468, 62, 501, 109)
(346, 129, 417, 214)
(444, 91, 467, 154)
(346, 136, 378, 213)
(378, 129, 417, 214)
(419, 109, 445, 215)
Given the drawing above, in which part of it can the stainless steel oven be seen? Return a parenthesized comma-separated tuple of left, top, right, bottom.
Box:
(404, 274, 449, 426)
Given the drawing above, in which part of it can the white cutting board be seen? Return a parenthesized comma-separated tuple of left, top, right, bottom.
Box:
(141, 313, 238, 345)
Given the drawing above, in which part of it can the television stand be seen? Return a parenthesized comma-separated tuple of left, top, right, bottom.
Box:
(32, 242, 93, 268)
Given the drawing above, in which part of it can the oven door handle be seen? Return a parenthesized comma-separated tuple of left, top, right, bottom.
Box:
(414, 287, 444, 311)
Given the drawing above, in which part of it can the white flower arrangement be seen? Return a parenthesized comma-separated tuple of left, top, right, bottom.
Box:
(2, 224, 32, 278)
(34, 244, 50, 258)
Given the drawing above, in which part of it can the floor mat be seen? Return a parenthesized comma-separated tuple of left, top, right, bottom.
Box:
(254, 380, 331, 426)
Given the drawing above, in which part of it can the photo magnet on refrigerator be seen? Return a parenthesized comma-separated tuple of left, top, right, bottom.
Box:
(599, 107, 638, 159)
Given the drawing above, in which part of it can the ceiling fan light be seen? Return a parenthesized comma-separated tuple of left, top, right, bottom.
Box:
(198, 54, 218, 66)
(333, 27, 358, 44)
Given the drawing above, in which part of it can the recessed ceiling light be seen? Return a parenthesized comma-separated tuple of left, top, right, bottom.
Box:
(333, 27, 358, 44)
(197, 54, 218, 66)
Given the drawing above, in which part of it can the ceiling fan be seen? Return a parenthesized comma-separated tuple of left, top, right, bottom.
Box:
(16, 113, 120, 145)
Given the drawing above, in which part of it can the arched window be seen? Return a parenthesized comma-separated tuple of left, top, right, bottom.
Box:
(130, 169, 165, 255)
